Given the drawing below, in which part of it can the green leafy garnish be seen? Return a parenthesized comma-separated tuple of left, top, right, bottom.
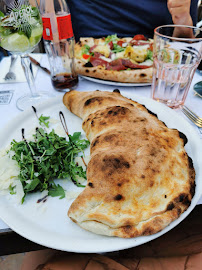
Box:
(9, 184, 16, 195)
(48, 183, 65, 199)
(82, 44, 90, 55)
(147, 49, 153, 61)
(39, 114, 50, 128)
(111, 43, 124, 53)
(105, 34, 119, 44)
(0, 11, 4, 19)
(9, 115, 90, 203)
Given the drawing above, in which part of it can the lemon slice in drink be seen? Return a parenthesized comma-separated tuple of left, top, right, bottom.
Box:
(29, 26, 43, 47)
(1, 33, 30, 53)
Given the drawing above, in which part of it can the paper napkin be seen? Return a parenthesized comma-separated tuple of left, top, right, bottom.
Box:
(0, 54, 42, 84)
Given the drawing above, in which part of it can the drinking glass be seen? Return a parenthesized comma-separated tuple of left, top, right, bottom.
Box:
(151, 25, 202, 109)
(0, 0, 51, 111)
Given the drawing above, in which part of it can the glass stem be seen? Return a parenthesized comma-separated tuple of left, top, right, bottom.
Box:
(21, 55, 38, 97)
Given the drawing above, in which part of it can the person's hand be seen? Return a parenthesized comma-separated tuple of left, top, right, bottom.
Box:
(167, 0, 193, 26)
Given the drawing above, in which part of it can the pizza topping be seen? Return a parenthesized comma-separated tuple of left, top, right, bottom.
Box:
(78, 34, 154, 71)
(105, 34, 119, 44)
(82, 54, 90, 60)
(132, 34, 147, 41)
(81, 44, 90, 55)
(106, 59, 127, 71)
(117, 40, 124, 47)
(122, 59, 152, 69)
(89, 56, 109, 68)
(93, 45, 110, 58)
(108, 41, 113, 50)
(125, 46, 148, 63)
(130, 40, 151, 46)
(111, 43, 125, 53)
(89, 45, 97, 53)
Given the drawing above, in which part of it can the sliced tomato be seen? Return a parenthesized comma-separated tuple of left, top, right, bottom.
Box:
(82, 54, 90, 59)
(108, 41, 113, 50)
(149, 43, 153, 51)
(132, 34, 147, 41)
(117, 40, 124, 47)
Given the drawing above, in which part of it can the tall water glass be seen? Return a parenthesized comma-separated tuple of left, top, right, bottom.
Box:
(151, 25, 202, 109)
(0, 0, 51, 111)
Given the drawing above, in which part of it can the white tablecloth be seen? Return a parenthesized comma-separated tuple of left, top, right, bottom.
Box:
(0, 54, 201, 231)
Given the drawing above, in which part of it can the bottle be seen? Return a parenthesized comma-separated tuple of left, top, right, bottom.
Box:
(40, 0, 78, 91)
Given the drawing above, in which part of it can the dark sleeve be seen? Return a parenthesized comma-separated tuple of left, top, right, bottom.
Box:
(190, 0, 199, 25)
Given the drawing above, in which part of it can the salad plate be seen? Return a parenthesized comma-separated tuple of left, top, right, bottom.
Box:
(0, 93, 201, 253)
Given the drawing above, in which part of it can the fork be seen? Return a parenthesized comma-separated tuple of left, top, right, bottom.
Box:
(181, 105, 202, 128)
(4, 55, 17, 81)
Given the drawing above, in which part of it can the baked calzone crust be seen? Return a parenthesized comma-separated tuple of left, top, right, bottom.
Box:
(63, 90, 195, 238)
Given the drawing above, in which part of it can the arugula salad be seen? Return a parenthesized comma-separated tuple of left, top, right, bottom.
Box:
(0, 114, 90, 204)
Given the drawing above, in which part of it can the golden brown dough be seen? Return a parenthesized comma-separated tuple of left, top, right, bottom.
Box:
(63, 90, 195, 238)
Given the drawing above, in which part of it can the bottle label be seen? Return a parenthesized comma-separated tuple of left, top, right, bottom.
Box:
(42, 17, 53, 40)
(57, 14, 74, 40)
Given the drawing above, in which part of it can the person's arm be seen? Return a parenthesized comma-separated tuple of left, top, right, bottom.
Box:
(167, 0, 195, 37)
(167, 0, 193, 26)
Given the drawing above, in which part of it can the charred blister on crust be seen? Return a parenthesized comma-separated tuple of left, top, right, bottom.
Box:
(88, 182, 94, 188)
(142, 226, 155, 236)
(182, 195, 191, 206)
(146, 108, 158, 118)
(102, 156, 130, 170)
(114, 194, 123, 201)
(190, 181, 195, 198)
(107, 106, 128, 116)
(166, 202, 175, 211)
(84, 62, 93, 67)
(84, 97, 104, 107)
(178, 131, 188, 145)
(188, 156, 194, 169)
(91, 137, 100, 148)
(177, 207, 182, 216)
(113, 89, 120, 93)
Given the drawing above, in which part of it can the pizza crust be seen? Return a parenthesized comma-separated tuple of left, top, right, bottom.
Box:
(75, 59, 153, 83)
(63, 90, 195, 238)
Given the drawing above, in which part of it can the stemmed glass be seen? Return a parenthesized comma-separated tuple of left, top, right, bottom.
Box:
(0, 0, 51, 111)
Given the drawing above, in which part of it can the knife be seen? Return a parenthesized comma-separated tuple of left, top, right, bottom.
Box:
(29, 56, 51, 75)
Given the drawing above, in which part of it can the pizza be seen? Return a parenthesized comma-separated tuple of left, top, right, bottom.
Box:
(74, 34, 153, 83)
(63, 90, 195, 238)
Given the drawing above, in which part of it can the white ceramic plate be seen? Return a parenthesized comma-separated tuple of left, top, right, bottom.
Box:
(81, 76, 151, 87)
(0, 93, 201, 253)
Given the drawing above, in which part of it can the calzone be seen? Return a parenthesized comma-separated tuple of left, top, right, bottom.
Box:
(63, 90, 195, 238)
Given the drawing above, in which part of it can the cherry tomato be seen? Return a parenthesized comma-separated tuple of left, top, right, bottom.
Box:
(82, 54, 90, 59)
(117, 40, 124, 47)
(132, 34, 147, 41)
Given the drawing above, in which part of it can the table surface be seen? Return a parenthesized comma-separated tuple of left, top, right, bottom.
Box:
(0, 54, 201, 255)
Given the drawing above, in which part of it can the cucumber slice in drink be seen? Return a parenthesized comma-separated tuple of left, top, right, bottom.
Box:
(1, 33, 30, 52)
